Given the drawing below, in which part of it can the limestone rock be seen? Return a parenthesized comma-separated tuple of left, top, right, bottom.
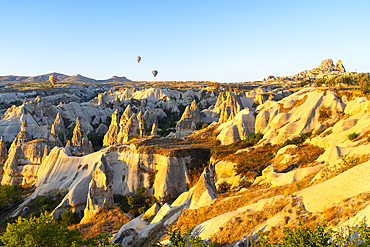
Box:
(1, 148, 21, 186)
(81, 155, 114, 223)
(103, 110, 120, 146)
(336, 60, 346, 72)
(120, 104, 133, 126)
(48, 125, 63, 147)
(71, 116, 93, 154)
(142, 203, 160, 220)
(189, 166, 217, 209)
(9, 121, 32, 152)
(217, 93, 243, 124)
(150, 203, 173, 224)
(53, 113, 66, 143)
(137, 111, 146, 138)
(189, 100, 204, 128)
(151, 123, 158, 135)
(0, 136, 8, 169)
(175, 106, 196, 138)
(113, 216, 149, 246)
(217, 109, 255, 145)
(97, 93, 105, 105)
(95, 124, 109, 135)
(117, 113, 139, 144)
(143, 109, 158, 130)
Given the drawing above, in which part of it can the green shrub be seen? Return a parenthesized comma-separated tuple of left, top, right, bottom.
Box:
(256, 220, 370, 247)
(279, 132, 312, 150)
(217, 181, 231, 193)
(318, 105, 331, 122)
(242, 133, 264, 146)
(58, 209, 80, 226)
(0, 212, 81, 247)
(348, 132, 357, 141)
(137, 186, 146, 197)
(126, 195, 137, 210)
(336, 154, 361, 175)
(152, 227, 216, 247)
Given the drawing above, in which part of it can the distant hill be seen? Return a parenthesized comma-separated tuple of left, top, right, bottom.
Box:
(0, 73, 131, 83)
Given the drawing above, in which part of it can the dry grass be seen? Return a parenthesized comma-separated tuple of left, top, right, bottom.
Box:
(175, 172, 317, 237)
(70, 207, 133, 239)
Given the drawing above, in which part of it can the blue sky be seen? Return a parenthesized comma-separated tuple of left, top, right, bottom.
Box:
(1, 0, 369, 82)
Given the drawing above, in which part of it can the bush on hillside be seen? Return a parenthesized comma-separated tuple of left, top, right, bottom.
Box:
(255, 220, 370, 247)
(279, 132, 312, 150)
(348, 132, 357, 141)
(0, 212, 81, 247)
(152, 227, 216, 247)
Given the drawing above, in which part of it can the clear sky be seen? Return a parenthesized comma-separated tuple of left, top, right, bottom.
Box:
(1, 0, 369, 82)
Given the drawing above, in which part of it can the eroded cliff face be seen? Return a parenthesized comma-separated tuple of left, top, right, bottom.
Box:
(12, 145, 209, 219)
(105, 146, 193, 201)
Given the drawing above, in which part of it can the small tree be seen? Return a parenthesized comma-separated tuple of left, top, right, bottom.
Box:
(0, 212, 81, 247)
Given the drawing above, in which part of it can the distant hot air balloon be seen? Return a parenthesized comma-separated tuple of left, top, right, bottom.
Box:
(152, 70, 158, 77)
(49, 75, 57, 86)
(136, 56, 141, 63)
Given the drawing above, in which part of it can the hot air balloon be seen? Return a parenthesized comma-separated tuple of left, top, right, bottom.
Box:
(152, 70, 158, 77)
(136, 56, 141, 63)
(49, 75, 57, 86)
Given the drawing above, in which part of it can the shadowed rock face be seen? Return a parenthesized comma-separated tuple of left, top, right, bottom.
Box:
(53, 112, 66, 143)
(0, 136, 8, 169)
(9, 121, 32, 152)
(175, 106, 196, 138)
(71, 116, 93, 154)
(103, 110, 119, 146)
(117, 113, 140, 144)
(217, 92, 243, 124)
(81, 155, 114, 223)
(189, 100, 204, 128)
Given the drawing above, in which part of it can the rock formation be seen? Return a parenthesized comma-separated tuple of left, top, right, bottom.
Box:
(70, 116, 93, 154)
(103, 110, 120, 146)
(189, 166, 218, 209)
(9, 121, 32, 152)
(81, 155, 114, 223)
(143, 109, 158, 131)
(53, 113, 66, 144)
(48, 125, 63, 147)
(189, 100, 203, 128)
(217, 93, 243, 124)
(336, 60, 346, 72)
(120, 104, 133, 126)
(137, 111, 146, 138)
(95, 124, 108, 135)
(117, 113, 139, 144)
(0, 136, 8, 170)
(1, 148, 21, 186)
(151, 123, 158, 135)
(175, 106, 196, 138)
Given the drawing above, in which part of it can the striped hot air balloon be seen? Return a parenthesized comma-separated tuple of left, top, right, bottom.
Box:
(49, 75, 57, 86)
(152, 70, 158, 77)
(136, 56, 141, 63)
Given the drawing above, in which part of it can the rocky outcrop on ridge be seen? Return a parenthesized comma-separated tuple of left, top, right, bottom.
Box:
(189, 100, 204, 128)
(70, 116, 93, 155)
(216, 92, 244, 124)
(189, 165, 218, 209)
(117, 113, 140, 144)
(0, 136, 8, 170)
(9, 121, 32, 151)
(175, 106, 196, 138)
(81, 155, 114, 223)
(217, 108, 256, 145)
(255, 88, 345, 145)
(103, 110, 120, 146)
(53, 112, 66, 143)
(1, 139, 52, 186)
(281, 59, 354, 81)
